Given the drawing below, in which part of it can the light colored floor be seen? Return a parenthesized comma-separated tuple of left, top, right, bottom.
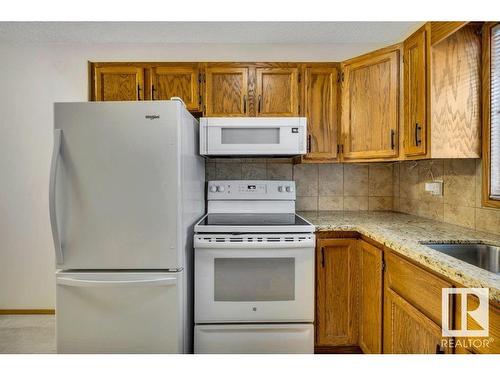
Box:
(0, 315, 56, 354)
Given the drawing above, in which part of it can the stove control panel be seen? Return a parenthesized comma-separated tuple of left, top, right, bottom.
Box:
(207, 180, 296, 200)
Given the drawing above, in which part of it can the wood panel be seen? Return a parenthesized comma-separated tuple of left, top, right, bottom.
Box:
(150, 65, 200, 111)
(359, 241, 383, 354)
(384, 288, 451, 354)
(316, 239, 359, 347)
(94, 66, 144, 101)
(430, 24, 481, 158)
(341, 46, 400, 160)
(255, 68, 299, 116)
(204, 67, 249, 116)
(430, 22, 468, 46)
(454, 295, 500, 354)
(385, 252, 452, 325)
(303, 66, 339, 160)
(404, 25, 428, 157)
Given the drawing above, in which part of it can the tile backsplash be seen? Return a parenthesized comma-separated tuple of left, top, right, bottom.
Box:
(206, 159, 394, 212)
(393, 159, 500, 235)
(208, 157, 500, 235)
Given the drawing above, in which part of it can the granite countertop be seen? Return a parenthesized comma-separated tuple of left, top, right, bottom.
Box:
(298, 210, 500, 304)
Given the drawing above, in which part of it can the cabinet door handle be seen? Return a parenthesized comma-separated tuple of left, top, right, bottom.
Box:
(243, 95, 247, 114)
(151, 84, 156, 100)
(307, 134, 312, 153)
(137, 85, 142, 101)
(390, 129, 395, 150)
(321, 247, 325, 268)
(435, 344, 445, 354)
(415, 123, 422, 146)
(258, 95, 262, 114)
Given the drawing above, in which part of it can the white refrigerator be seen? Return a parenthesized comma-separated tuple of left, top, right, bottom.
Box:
(50, 101, 205, 353)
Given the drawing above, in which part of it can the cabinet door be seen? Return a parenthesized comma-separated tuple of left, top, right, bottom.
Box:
(151, 65, 200, 111)
(255, 68, 299, 116)
(316, 239, 358, 347)
(94, 66, 144, 101)
(384, 288, 451, 354)
(303, 67, 339, 160)
(204, 67, 249, 116)
(359, 241, 383, 354)
(404, 27, 428, 156)
(341, 49, 399, 160)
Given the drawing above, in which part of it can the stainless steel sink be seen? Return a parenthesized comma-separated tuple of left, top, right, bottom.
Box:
(420, 242, 500, 274)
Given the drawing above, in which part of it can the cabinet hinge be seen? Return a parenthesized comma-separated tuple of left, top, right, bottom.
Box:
(203, 74, 206, 83)
(298, 72, 301, 83)
(341, 72, 345, 82)
(337, 72, 341, 83)
(337, 144, 340, 154)
(198, 73, 202, 83)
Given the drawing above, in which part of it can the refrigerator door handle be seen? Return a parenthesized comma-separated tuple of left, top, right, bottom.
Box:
(49, 129, 63, 265)
(56, 277, 178, 288)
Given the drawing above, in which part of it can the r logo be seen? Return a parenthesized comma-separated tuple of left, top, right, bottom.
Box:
(442, 288, 489, 337)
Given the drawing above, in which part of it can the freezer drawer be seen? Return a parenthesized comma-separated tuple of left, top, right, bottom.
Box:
(56, 271, 183, 353)
(194, 324, 314, 354)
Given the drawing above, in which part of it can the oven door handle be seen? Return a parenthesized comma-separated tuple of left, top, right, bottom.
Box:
(194, 238, 316, 249)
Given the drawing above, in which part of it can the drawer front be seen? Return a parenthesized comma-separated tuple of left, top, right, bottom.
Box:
(385, 252, 452, 325)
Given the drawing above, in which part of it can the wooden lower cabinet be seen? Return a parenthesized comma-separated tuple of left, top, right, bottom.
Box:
(315, 239, 359, 349)
(359, 241, 383, 354)
(384, 288, 451, 354)
(454, 294, 500, 354)
(314, 235, 499, 354)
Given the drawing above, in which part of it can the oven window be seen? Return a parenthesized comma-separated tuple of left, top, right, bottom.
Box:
(221, 128, 280, 144)
(214, 258, 295, 301)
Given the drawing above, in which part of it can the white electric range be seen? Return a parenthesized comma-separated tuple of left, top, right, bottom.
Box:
(193, 180, 315, 354)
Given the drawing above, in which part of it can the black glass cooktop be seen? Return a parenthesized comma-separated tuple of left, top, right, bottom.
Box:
(199, 213, 310, 226)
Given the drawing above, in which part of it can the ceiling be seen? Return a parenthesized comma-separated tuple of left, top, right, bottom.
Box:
(0, 22, 423, 44)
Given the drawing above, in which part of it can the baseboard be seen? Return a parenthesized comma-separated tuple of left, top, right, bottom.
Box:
(0, 309, 55, 315)
(315, 345, 363, 354)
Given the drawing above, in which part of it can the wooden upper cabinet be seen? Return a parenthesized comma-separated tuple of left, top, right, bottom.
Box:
(404, 26, 428, 157)
(316, 239, 358, 348)
(303, 66, 339, 160)
(359, 241, 383, 354)
(384, 288, 451, 354)
(94, 66, 144, 101)
(150, 65, 200, 111)
(429, 24, 481, 158)
(341, 47, 400, 160)
(255, 68, 299, 116)
(204, 67, 249, 116)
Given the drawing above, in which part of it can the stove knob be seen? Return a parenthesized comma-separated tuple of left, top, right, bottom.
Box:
(278, 186, 283, 192)
(209, 185, 217, 193)
(286, 186, 294, 193)
(217, 185, 225, 192)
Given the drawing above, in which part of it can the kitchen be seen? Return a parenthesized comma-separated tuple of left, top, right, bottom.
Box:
(0, 3, 499, 372)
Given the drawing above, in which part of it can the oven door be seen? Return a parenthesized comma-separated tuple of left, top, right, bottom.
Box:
(200, 118, 306, 155)
(194, 234, 315, 323)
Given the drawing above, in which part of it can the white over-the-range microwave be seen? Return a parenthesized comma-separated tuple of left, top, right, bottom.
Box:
(199, 117, 307, 156)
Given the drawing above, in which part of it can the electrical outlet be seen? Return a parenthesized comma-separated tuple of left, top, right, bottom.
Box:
(425, 181, 443, 196)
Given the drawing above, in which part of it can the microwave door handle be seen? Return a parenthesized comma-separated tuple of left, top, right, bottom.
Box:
(49, 129, 63, 264)
(57, 277, 177, 288)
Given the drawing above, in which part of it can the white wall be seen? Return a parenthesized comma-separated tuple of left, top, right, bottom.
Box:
(0, 41, 384, 309)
